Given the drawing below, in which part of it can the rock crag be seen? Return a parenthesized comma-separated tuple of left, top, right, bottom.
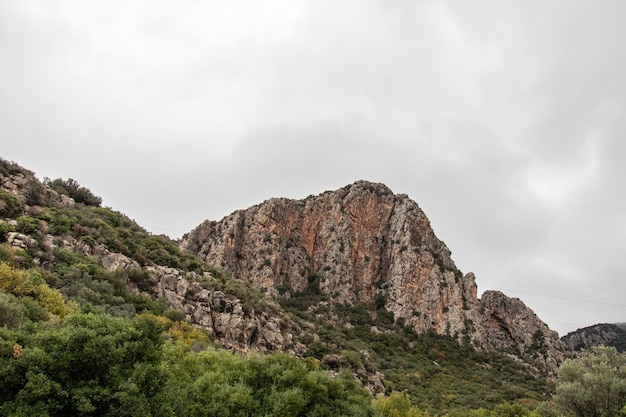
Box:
(96, 252, 297, 354)
(562, 323, 626, 352)
(181, 181, 568, 368)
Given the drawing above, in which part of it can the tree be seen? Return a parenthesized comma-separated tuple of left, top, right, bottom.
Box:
(46, 178, 102, 207)
(554, 346, 626, 417)
(0, 189, 22, 218)
(373, 391, 430, 417)
(0, 311, 168, 416)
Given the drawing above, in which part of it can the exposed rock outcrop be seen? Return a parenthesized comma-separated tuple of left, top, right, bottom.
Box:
(152, 266, 294, 351)
(148, 264, 296, 353)
(0, 160, 72, 210)
(480, 290, 566, 368)
(98, 255, 297, 354)
(562, 323, 626, 352)
(181, 181, 569, 369)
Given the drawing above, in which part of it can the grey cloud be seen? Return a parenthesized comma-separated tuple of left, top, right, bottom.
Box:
(1, 1, 625, 336)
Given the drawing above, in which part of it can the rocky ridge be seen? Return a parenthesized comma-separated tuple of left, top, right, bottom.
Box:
(4, 229, 295, 353)
(181, 180, 568, 369)
(561, 323, 626, 352)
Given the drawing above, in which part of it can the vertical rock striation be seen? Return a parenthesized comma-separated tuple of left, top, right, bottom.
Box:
(181, 181, 568, 368)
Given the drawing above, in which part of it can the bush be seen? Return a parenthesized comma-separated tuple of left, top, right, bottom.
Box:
(164, 308, 186, 322)
(0, 222, 14, 242)
(46, 177, 102, 207)
(16, 215, 39, 234)
(25, 179, 49, 206)
(0, 291, 27, 329)
(374, 391, 430, 417)
(554, 346, 626, 417)
(0, 311, 166, 416)
(0, 190, 22, 218)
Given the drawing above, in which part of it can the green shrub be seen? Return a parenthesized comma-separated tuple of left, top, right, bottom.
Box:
(164, 308, 186, 322)
(0, 244, 12, 263)
(554, 347, 626, 417)
(25, 179, 48, 206)
(0, 190, 22, 218)
(0, 222, 14, 242)
(45, 177, 102, 207)
(0, 158, 31, 176)
(43, 208, 77, 234)
(0, 291, 27, 329)
(16, 215, 39, 234)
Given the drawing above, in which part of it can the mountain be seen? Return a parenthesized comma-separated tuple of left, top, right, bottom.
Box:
(180, 180, 568, 370)
(562, 323, 626, 352)
(0, 158, 574, 412)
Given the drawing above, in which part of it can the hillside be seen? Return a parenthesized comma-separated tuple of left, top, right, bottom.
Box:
(0, 157, 579, 415)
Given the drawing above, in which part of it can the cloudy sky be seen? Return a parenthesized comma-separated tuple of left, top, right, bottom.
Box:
(2, 0, 625, 336)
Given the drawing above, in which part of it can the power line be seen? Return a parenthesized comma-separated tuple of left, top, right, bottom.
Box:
(487, 287, 626, 308)
(141, 223, 188, 236)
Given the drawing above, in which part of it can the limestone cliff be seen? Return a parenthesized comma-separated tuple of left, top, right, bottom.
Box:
(181, 181, 568, 368)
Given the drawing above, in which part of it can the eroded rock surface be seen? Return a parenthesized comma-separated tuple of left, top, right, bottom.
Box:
(147, 264, 295, 353)
(181, 181, 569, 368)
(562, 323, 626, 352)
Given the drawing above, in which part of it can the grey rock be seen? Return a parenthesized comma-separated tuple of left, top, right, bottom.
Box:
(181, 180, 569, 371)
(101, 253, 141, 272)
(562, 323, 626, 352)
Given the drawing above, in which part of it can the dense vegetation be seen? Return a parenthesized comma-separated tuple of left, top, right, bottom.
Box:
(1, 159, 624, 416)
(554, 346, 626, 417)
(0, 311, 376, 416)
(281, 290, 552, 414)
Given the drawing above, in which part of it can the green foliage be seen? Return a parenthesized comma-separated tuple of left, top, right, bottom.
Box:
(374, 391, 430, 416)
(39, 207, 78, 234)
(28, 204, 204, 273)
(0, 310, 377, 417)
(0, 158, 32, 177)
(0, 221, 14, 242)
(45, 177, 102, 207)
(160, 344, 377, 417)
(281, 274, 329, 313)
(51, 248, 166, 317)
(25, 178, 49, 206)
(0, 244, 12, 264)
(554, 346, 626, 417)
(284, 295, 551, 415)
(0, 291, 27, 329)
(0, 262, 72, 321)
(0, 189, 22, 218)
(16, 215, 39, 235)
(0, 311, 167, 416)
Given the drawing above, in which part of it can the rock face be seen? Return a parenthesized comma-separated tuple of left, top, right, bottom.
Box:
(181, 181, 568, 368)
(97, 252, 296, 354)
(480, 290, 566, 368)
(147, 265, 296, 353)
(562, 323, 626, 352)
(0, 160, 71, 210)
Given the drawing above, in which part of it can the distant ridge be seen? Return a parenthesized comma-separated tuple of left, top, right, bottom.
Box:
(562, 323, 626, 352)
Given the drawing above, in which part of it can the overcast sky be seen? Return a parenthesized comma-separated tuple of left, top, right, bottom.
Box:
(2, 0, 625, 337)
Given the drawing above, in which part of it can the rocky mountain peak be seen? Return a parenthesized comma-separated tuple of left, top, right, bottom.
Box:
(181, 181, 568, 369)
